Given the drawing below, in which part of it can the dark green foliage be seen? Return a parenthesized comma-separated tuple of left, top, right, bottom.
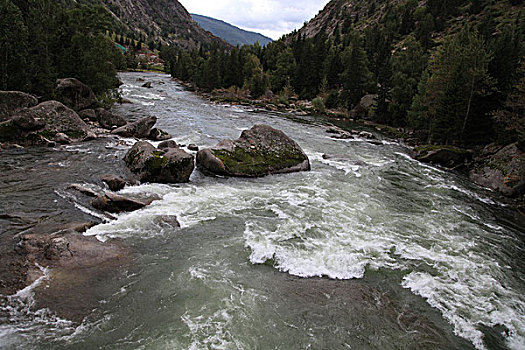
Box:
(0, 0, 28, 91)
(1, 0, 124, 97)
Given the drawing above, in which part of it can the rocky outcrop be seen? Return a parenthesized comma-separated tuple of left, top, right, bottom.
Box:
(55, 78, 97, 111)
(101, 174, 127, 191)
(96, 108, 127, 129)
(111, 116, 157, 138)
(196, 124, 310, 177)
(415, 145, 473, 169)
(124, 141, 194, 183)
(0, 91, 38, 120)
(469, 143, 525, 197)
(148, 127, 171, 141)
(91, 192, 153, 213)
(0, 101, 91, 144)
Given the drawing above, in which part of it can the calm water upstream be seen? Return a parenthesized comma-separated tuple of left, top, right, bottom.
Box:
(1, 72, 524, 350)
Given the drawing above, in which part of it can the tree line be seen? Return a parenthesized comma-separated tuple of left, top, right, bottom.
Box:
(163, 0, 524, 147)
(0, 0, 125, 99)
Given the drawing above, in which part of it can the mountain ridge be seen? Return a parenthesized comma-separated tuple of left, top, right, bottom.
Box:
(191, 14, 273, 47)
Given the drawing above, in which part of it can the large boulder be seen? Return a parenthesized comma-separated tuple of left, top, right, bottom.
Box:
(0, 101, 91, 144)
(26, 101, 91, 140)
(196, 124, 310, 177)
(469, 143, 525, 197)
(55, 78, 97, 111)
(111, 116, 157, 138)
(95, 108, 127, 129)
(414, 145, 473, 169)
(0, 91, 39, 121)
(124, 141, 194, 183)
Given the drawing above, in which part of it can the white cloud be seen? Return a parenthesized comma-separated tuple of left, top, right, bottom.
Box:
(178, 0, 331, 40)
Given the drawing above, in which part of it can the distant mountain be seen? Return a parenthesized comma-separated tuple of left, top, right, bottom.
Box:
(191, 14, 273, 47)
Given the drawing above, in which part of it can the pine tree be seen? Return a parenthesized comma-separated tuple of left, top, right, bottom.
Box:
(409, 25, 493, 144)
(340, 33, 373, 110)
(0, 0, 28, 91)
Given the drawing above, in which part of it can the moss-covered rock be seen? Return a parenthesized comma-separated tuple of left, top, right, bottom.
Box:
(469, 143, 525, 197)
(124, 141, 194, 183)
(196, 124, 310, 177)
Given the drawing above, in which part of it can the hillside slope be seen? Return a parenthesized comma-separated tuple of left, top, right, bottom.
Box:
(74, 0, 228, 49)
(192, 14, 272, 46)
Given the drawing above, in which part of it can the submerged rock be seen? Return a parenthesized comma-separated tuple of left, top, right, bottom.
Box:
(142, 81, 152, 88)
(187, 144, 199, 151)
(196, 124, 310, 177)
(0, 91, 38, 120)
(124, 141, 194, 183)
(111, 116, 156, 138)
(469, 143, 525, 197)
(55, 78, 97, 111)
(91, 192, 153, 213)
(96, 108, 127, 129)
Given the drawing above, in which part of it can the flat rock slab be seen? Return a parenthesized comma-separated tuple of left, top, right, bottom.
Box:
(91, 192, 153, 213)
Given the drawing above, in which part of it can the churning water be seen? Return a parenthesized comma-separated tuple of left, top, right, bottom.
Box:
(1, 73, 524, 350)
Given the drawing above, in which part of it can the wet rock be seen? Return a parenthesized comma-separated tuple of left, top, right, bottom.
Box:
(0, 91, 39, 120)
(55, 78, 97, 111)
(415, 145, 473, 169)
(359, 131, 375, 140)
(469, 143, 525, 197)
(124, 141, 194, 183)
(68, 184, 99, 197)
(95, 108, 127, 129)
(158, 140, 179, 149)
(100, 174, 126, 191)
(120, 98, 133, 104)
(152, 215, 181, 229)
(91, 192, 153, 213)
(16, 231, 129, 322)
(197, 124, 310, 177)
(187, 144, 199, 151)
(326, 126, 354, 139)
(79, 109, 97, 122)
(148, 127, 172, 141)
(142, 81, 152, 88)
(54, 132, 72, 145)
(111, 116, 157, 138)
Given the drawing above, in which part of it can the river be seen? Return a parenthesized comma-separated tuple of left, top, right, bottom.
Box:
(0, 72, 524, 350)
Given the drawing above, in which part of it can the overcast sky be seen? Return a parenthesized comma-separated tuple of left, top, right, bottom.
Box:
(178, 0, 331, 40)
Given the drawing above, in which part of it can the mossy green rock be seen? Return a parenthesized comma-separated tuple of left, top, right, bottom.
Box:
(124, 141, 194, 183)
(196, 124, 310, 177)
(469, 143, 525, 197)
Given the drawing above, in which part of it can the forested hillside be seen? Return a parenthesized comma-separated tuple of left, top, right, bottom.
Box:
(0, 0, 227, 100)
(164, 0, 524, 147)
